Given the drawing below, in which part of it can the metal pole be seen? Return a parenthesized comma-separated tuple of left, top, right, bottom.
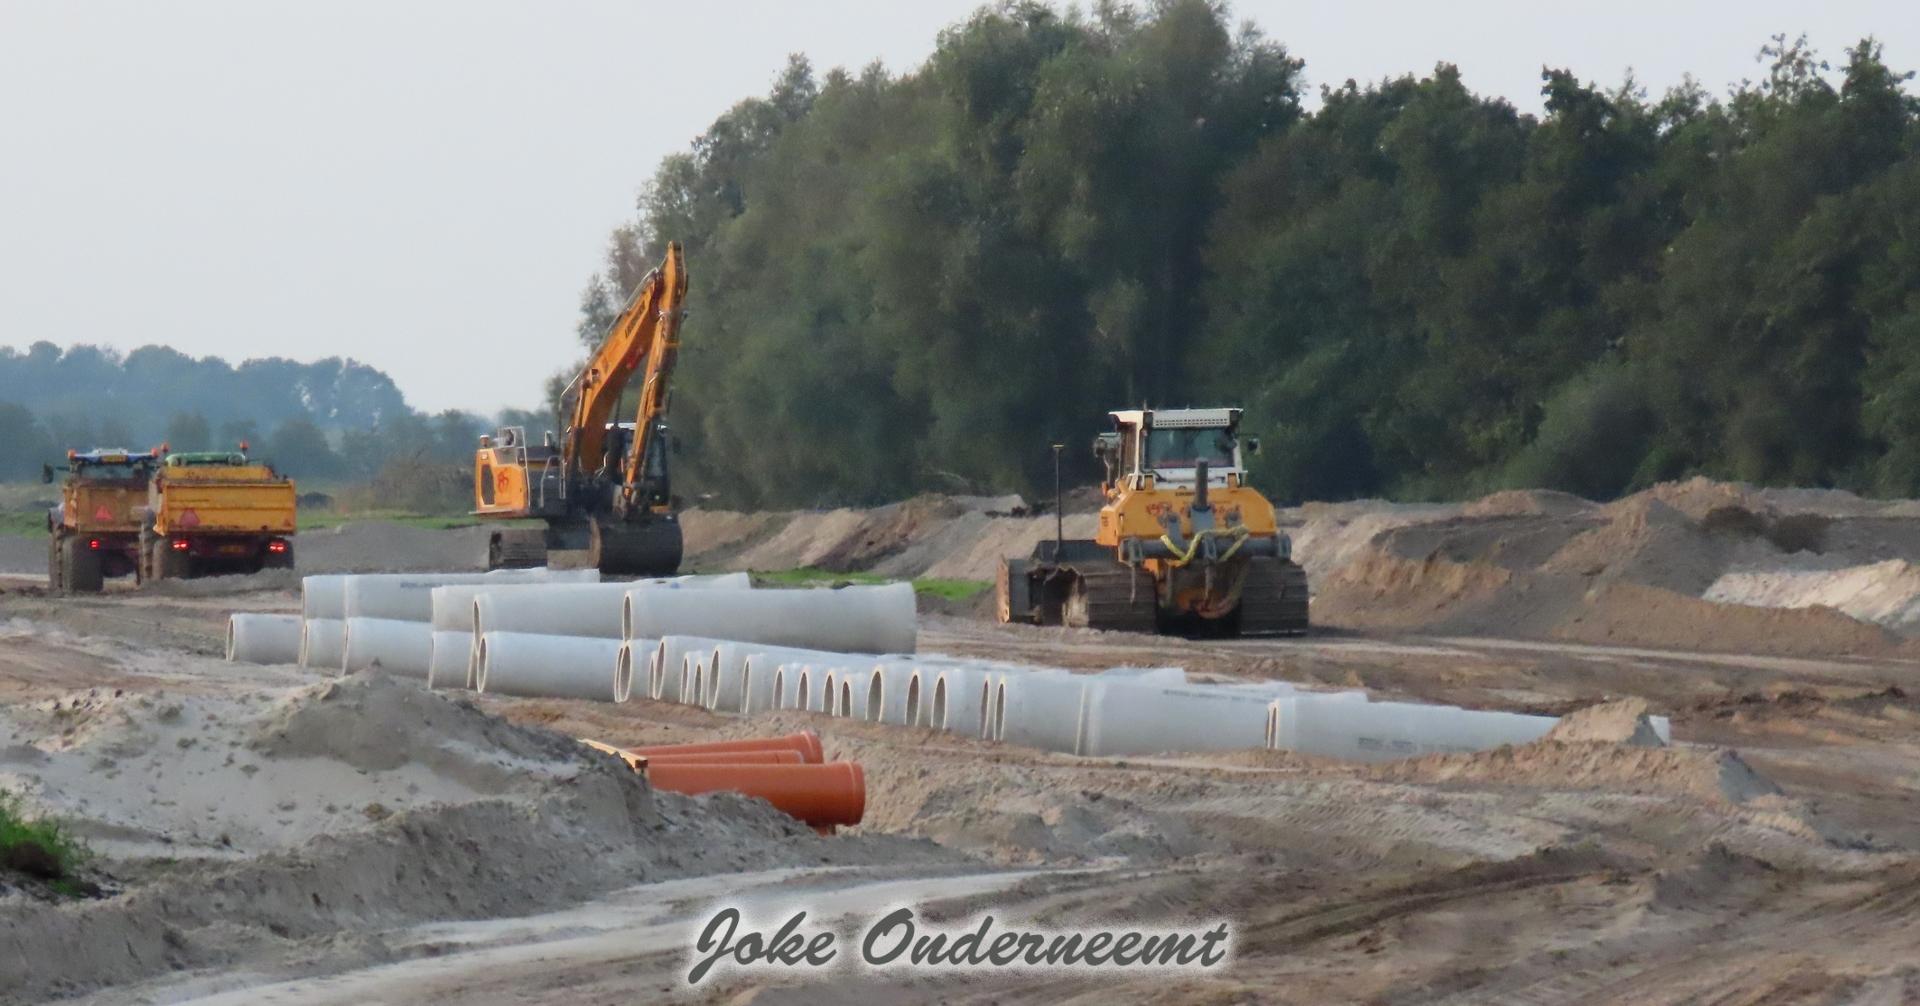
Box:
(1052, 443, 1065, 557)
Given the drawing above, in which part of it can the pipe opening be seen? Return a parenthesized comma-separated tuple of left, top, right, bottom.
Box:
(738, 664, 752, 714)
(225, 619, 238, 662)
(471, 598, 485, 637)
(1265, 705, 1277, 749)
(771, 667, 787, 710)
(621, 595, 635, 640)
(796, 669, 812, 711)
(822, 672, 838, 715)
(614, 646, 633, 704)
(992, 681, 1007, 741)
(978, 680, 993, 739)
(866, 672, 884, 724)
(474, 637, 490, 692)
(906, 674, 922, 727)
(932, 677, 949, 731)
(839, 680, 854, 720)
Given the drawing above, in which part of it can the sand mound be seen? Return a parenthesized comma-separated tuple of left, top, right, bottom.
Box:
(0, 670, 950, 1003)
(1705, 559, 1920, 634)
(1545, 698, 1667, 746)
(1622, 476, 1773, 523)
(1546, 497, 1729, 593)
(1462, 488, 1598, 518)
(1374, 737, 1781, 807)
(1554, 582, 1898, 656)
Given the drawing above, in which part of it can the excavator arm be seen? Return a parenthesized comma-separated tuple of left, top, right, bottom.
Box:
(615, 242, 686, 516)
(563, 241, 686, 483)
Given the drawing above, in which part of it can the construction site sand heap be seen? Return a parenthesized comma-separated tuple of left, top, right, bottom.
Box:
(0, 670, 946, 1004)
(668, 480, 1920, 654)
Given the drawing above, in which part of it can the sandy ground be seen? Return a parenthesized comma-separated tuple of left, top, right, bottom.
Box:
(5, 481, 1920, 1002)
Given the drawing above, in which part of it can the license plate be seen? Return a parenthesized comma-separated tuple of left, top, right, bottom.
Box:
(214, 544, 250, 556)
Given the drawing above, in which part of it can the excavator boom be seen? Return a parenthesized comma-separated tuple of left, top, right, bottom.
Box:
(474, 241, 688, 575)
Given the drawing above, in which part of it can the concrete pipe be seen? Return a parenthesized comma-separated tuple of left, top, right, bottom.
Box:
(345, 569, 600, 623)
(644, 762, 864, 828)
(629, 731, 824, 764)
(993, 673, 1090, 752)
(710, 643, 862, 716)
(226, 613, 302, 665)
(299, 617, 345, 671)
(864, 662, 921, 726)
(1269, 697, 1556, 762)
(769, 665, 801, 711)
(623, 583, 916, 655)
(1077, 680, 1301, 756)
(471, 582, 640, 641)
(1262, 691, 1369, 749)
(341, 617, 435, 677)
(301, 574, 350, 621)
(429, 573, 746, 634)
(930, 666, 993, 734)
(474, 631, 628, 702)
(426, 631, 472, 690)
(650, 636, 731, 702)
(1095, 666, 1190, 686)
(612, 641, 655, 706)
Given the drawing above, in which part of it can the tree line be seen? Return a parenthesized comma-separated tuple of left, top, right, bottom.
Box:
(571, 0, 1920, 507)
(0, 342, 502, 485)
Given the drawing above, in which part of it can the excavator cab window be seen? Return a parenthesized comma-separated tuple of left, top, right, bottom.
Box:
(1145, 428, 1234, 471)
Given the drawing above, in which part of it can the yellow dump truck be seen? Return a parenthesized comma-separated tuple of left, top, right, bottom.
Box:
(44, 448, 161, 592)
(139, 451, 298, 582)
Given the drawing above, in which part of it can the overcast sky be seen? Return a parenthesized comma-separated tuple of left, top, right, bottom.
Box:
(2, 1, 1914, 415)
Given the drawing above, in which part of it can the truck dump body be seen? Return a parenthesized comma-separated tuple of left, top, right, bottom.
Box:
(151, 467, 298, 535)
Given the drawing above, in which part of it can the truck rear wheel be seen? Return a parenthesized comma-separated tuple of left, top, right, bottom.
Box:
(63, 537, 105, 593)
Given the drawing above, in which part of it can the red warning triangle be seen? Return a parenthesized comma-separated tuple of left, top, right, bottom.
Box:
(93, 504, 113, 522)
(179, 508, 201, 528)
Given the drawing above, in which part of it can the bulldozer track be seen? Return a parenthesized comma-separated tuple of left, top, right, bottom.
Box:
(1065, 563, 1158, 633)
(1237, 555, 1309, 635)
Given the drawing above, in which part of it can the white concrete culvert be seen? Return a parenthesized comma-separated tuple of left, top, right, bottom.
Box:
(612, 640, 657, 706)
(650, 636, 731, 702)
(465, 573, 746, 642)
(864, 662, 920, 725)
(301, 574, 350, 621)
(769, 665, 801, 711)
(711, 643, 863, 715)
(991, 673, 1089, 752)
(299, 618, 346, 670)
(341, 617, 435, 676)
(622, 582, 917, 655)
(930, 666, 993, 734)
(474, 631, 628, 702)
(426, 631, 472, 690)
(340, 569, 599, 623)
(1076, 680, 1296, 756)
(226, 613, 302, 665)
(1268, 697, 1558, 762)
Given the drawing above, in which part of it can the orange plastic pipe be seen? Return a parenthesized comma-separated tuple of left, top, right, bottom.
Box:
(628, 730, 824, 765)
(641, 749, 806, 766)
(644, 762, 865, 828)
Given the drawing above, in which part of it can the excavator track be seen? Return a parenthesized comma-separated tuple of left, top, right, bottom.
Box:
(1065, 563, 1159, 633)
(1236, 555, 1309, 635)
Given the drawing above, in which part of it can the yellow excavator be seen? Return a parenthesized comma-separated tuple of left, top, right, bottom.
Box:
(998, 407, 1308, 635)
(473, 242, 686, 574)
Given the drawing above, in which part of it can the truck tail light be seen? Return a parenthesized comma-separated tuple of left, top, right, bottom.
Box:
(267, 539, 289, 554)
(86, 538, 101, 550)
(170, 539, 190, 552)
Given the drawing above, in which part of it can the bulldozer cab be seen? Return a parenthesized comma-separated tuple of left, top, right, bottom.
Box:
(1100, 408, 1253, 490)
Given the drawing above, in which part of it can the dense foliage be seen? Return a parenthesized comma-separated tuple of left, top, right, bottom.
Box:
(0, 342, 487, 483)
(575, 1, 1920, 507)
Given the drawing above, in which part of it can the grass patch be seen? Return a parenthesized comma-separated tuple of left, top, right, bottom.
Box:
(0, 511, 48, 537)
(0, 790, 90, 896)
(297, 509, 484, 531)
(751, 567, 990, 601)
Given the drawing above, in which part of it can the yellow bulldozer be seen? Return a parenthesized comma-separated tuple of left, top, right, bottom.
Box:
(997, 407, 1308, 635)
(473, 242, 687, 575)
